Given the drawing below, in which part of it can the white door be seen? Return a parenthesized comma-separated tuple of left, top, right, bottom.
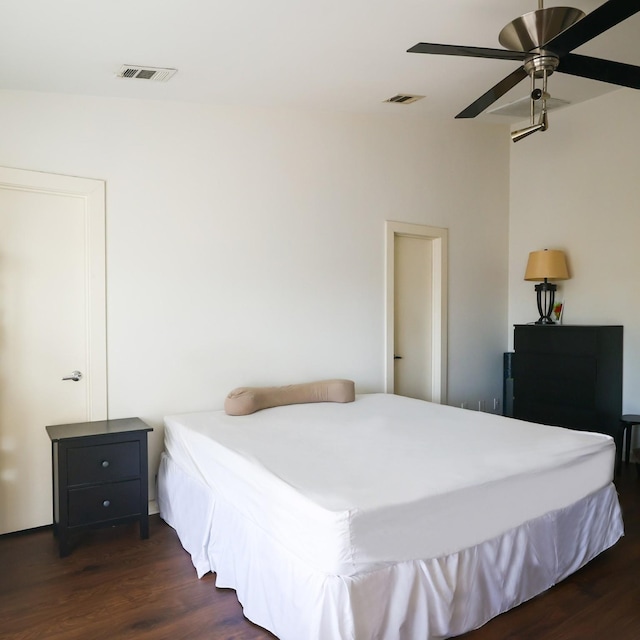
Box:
(0, 167, 107, 534)
(394, 234, 433, 400)
(385, 221, 448, 404)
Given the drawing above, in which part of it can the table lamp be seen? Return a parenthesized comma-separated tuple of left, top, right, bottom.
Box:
(524, 249, 569, 324)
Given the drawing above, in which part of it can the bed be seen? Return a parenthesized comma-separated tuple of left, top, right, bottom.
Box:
(157, 393, 623, 640)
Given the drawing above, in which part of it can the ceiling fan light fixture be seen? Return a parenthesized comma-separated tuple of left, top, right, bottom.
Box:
(540, 109, 549, 131)
(511, 122, 545, 142)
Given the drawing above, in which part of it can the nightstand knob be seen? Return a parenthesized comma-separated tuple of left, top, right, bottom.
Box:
(101, 460, 110, 468)
(102, 500, 111, 508)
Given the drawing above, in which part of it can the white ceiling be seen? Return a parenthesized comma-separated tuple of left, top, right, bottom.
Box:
(1, 0, 639, 124)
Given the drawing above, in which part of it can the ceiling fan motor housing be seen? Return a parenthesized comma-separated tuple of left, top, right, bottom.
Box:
(524, 53, 560, 78)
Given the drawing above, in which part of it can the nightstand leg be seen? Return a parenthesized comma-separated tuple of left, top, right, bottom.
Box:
(59, 531, 71, 558)
(140, 515, 149, 540)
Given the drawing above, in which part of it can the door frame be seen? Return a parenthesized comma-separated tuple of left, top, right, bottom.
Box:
(0, 166, 108, 419)
(384, 221, 448, 403)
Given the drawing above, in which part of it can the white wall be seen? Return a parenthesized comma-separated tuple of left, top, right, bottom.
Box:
(509, 89, 640, 418)
(0, 90, 510, 494)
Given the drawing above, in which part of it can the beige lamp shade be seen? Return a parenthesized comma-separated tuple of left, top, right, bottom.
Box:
(524, 249, 569, 281)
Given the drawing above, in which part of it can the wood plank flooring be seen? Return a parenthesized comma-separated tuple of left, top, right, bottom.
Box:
(1, 466, 638, 640)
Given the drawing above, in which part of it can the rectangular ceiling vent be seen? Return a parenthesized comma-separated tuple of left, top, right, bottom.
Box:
(488, 95, 571, 117)
(384, 94, 425, 105)
(117, 65, 177, 82)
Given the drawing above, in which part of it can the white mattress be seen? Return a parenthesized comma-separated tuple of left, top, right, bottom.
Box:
(163, 393, 615, 577)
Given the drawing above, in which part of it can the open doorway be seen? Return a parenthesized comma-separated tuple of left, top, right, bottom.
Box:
(385, 221, 448, 403)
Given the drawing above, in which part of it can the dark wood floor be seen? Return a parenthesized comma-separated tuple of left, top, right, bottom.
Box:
(1, 466, 638, 640)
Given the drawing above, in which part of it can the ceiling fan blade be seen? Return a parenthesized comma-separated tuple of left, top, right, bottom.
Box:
(455, 66, 528, 118)
(408, 42, 526, 61)
(559, 53, 640, 89)
(544, 0, 640, 56)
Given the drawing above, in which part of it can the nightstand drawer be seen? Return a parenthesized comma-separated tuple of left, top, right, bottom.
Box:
(68, 479, 141, 527)
(67, 441, 140, 486)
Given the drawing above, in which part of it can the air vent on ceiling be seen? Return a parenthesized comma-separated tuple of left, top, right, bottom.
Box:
(117, 65, 177, 82)
(384, 94, 425, 105)
(487, 95, 570, 118)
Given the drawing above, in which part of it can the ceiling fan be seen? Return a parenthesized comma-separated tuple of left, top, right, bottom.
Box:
(408, 0, 640, 141)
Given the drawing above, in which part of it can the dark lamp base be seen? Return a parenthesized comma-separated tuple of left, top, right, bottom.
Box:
(533, 279, 557, 326)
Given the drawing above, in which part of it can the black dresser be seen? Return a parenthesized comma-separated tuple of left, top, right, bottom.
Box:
(512, 325, 623, 464)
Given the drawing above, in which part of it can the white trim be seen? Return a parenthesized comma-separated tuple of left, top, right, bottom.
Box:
(0, 166, 108, 420)
(385, 221, 448, 403)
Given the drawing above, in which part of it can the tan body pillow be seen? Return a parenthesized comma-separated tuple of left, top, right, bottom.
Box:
(224, 379, 355, 416)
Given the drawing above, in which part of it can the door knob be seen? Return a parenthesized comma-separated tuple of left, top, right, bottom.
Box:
(394, 355, 403, 360)
(62, 370, 83, 382)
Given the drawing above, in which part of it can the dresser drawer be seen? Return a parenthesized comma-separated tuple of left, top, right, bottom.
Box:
(513, 353, 596, 382)
(67, 441, 140, 486)
(68, 479, 141, 527)
(513, 351, 597, 411)
(514, 326, 598, 356)
(514, 401, 598, 431)
(515, 380, 596, 410)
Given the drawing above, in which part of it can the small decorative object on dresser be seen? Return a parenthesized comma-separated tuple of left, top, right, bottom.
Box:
(552, 299, 564, 324)
(46, 417, 153, 557)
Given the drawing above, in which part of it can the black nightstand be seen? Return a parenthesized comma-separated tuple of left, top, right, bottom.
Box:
(46, 417, 153, 557)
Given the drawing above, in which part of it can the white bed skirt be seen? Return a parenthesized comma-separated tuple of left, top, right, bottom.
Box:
(158, 452, 623, 640)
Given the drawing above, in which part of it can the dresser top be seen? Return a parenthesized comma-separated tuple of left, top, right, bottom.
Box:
(514, 324, 623, 329)
(46, 417, 152, 442)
